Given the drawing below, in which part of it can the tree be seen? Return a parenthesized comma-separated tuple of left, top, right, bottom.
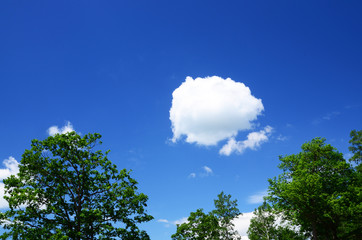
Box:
(340, 129, 362, 239)
(0, 132, 153, 239)
(267, 138, 354, 240)
(171, 209, 221, 240)
(171, 192, 241, 240)
(349, 130, 362, 165)
(247, 202, 307, 240)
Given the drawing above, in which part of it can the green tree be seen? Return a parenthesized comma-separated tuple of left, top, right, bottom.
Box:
(171, 192, 241, 240)
(267, 138, 354, 240)
(339, 130, 362, 239)
(247, 202, 307, 240)
(0, 132, 153, 240)
(349, 130, 362, 165)
(213, 192, 241, 239)
(171, 209, 221, 240)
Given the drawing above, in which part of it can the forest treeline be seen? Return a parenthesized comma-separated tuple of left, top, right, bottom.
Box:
(0, 130, 361, 239)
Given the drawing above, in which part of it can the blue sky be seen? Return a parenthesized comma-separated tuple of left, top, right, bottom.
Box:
(0, 1, 361, 239)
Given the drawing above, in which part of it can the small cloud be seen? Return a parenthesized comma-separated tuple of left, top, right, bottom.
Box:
(172, 217, 188, 225)
(220, 126, 273, 156)
(276, 135, 288, 141)
(170, 76, 264, 146)
(322, 111, 340, 120)
(188, 173, 196, 178)
(248, 191, 267, 204)
(158, 217, 188, 227)
(157, 219, 169, 223)
(188, 166, 214, 179)
(47, 121, 75, 136)
(157, 219, 171, 228)
(313, 111, 340, 125)
(203, 166, 213, 175)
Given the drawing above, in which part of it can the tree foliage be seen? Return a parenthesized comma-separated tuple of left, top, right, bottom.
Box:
(341, 129, 362, 239)
(349, 130, 362, 165)
(0, 132, 153, 240)
(267, 137, 358, 240)
(247, 202, 307, 240)
(171, 192, 241, 240)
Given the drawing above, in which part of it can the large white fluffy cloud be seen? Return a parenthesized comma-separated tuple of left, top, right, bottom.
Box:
(0, 157, 20, 209)
(170, 76, 264, 146)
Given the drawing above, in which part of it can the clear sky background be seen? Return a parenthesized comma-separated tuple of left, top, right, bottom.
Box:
(1, 1, 361, 239)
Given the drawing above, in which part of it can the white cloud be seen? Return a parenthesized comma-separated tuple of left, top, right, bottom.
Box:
(189, 166, 214, 178)
(248, 191, 267, 204)
(158, 217, 188, 227)
(0, 157, 19, 181)
(233, 212, 254, 240)
(157, 219, 169, 223)
(220, 126, 273, 156)
(172, 217, 188, 225)
(188, 173, 196, 178)
(170, 76, 264, 146)
(276, 135, 287, 141)
(47, 121, 75, 136)
(0, 183, 8, 209)
(0, 157, 20, 209)
(203, 166, 213, 175)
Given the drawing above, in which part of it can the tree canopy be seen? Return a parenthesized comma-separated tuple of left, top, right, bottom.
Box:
(247, 202, 307, 240)
(266, 136, 359, 240)
(0, 132, 153, 240)
(171, 192, 241, 240)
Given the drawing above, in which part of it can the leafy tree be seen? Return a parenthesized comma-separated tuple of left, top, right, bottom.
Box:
(267, 138, 354, 240)
(213, 192, 241, 239)
(349, 130, 362, 165)
(247, 202, 307, 240)
(0, 132, 153, 240)
(171, 209, 221, 240)
(340, 129, 362, 239)
(171, 192, 241, 240)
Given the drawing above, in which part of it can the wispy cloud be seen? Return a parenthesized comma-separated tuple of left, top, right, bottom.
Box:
(247, 190, 267, 204)
(172, 217, 188, 225)
(157, 219, 169, 223)
(313, 111, 340, 125)
(157, 217, 188, 228)
(276, 134, 288, 141)
(188, 173, 196, 178)
(188, 166, 214, 178)
(203, 166, 213, 175)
